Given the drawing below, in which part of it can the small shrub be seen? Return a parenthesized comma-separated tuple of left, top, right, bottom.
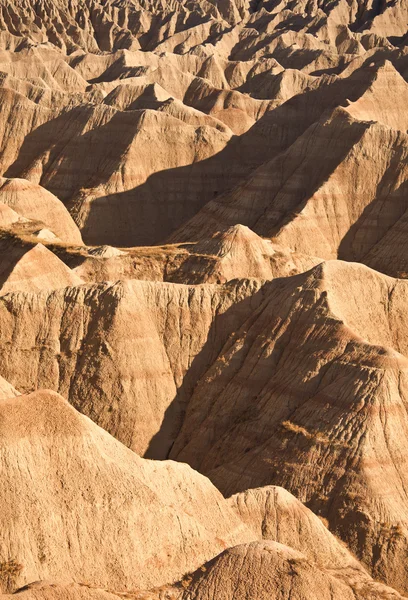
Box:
(282, 420, 311, 437)
(181, 575, 193, 589)
(380, 522, 405, 541)
(0, 558, 23, 593)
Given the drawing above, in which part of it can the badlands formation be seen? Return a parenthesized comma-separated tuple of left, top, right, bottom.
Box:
(0, 0, 408, 599)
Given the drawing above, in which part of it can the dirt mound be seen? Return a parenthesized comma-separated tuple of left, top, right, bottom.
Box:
(180, 541, 406, 600)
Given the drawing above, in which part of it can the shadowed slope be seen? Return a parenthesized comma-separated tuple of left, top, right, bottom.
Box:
(170, 260, 408, 591)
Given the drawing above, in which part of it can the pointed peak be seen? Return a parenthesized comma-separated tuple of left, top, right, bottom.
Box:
(193, 224, 267, 258)
(87, 245, 128, 258)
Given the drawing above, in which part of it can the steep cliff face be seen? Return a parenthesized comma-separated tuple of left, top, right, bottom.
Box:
(0, 278, 264, 456)
(170, 261, 408, 589)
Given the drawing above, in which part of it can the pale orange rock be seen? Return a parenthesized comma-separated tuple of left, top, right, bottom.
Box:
(0, 390, 253, 592)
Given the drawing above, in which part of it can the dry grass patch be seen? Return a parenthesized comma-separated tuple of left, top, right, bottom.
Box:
(0, 558, 23, 593)
(282, 420, 329, 444)
(380, 522, 405, 540)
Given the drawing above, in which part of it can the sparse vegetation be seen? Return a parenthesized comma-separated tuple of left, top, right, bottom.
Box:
(0, 558, 23, 593)
(318, 516, 330, 529)
(180, 573, 193, 589)
(282, 420, 329, 444)
(380, 522, 405, 541)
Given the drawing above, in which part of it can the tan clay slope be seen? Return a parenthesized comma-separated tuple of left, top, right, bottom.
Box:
(2, 96, 235, 247)
(0, 277, 266, 457)
(364, 0, 408, 38)
(0, 243, 83, 296)
(0, 390, 253, 592)
(0, 68, 102, 110)
(344, 60, 408, 131)
(3, 544, 405, 600)
(170, 260, 408, 592)
(2, 585, 131, 600)
(0, 8, 406, 249)
(0, 374, 19, 400)
(0, 203, 22, 229)
(0, 0, 168, 54)
(189, 483, 404, 600)
(0, 48, 89, 92)
(0, 51, 291, 247)
(0, 56, 277, 248)
(167, 60, 408, 242)
(1, 542, 403, 600)
(2, 484, 406, 600)
(229, 485, 359, 569)
(3, 552, 406, 600)
(170, 225, 321, 283)
(173, 106, 408, 277)
(0, 88, 55, 175)
(0, 178, 83, 245)
(0, 0, 380, 57)
(1, 50, 407, 248)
